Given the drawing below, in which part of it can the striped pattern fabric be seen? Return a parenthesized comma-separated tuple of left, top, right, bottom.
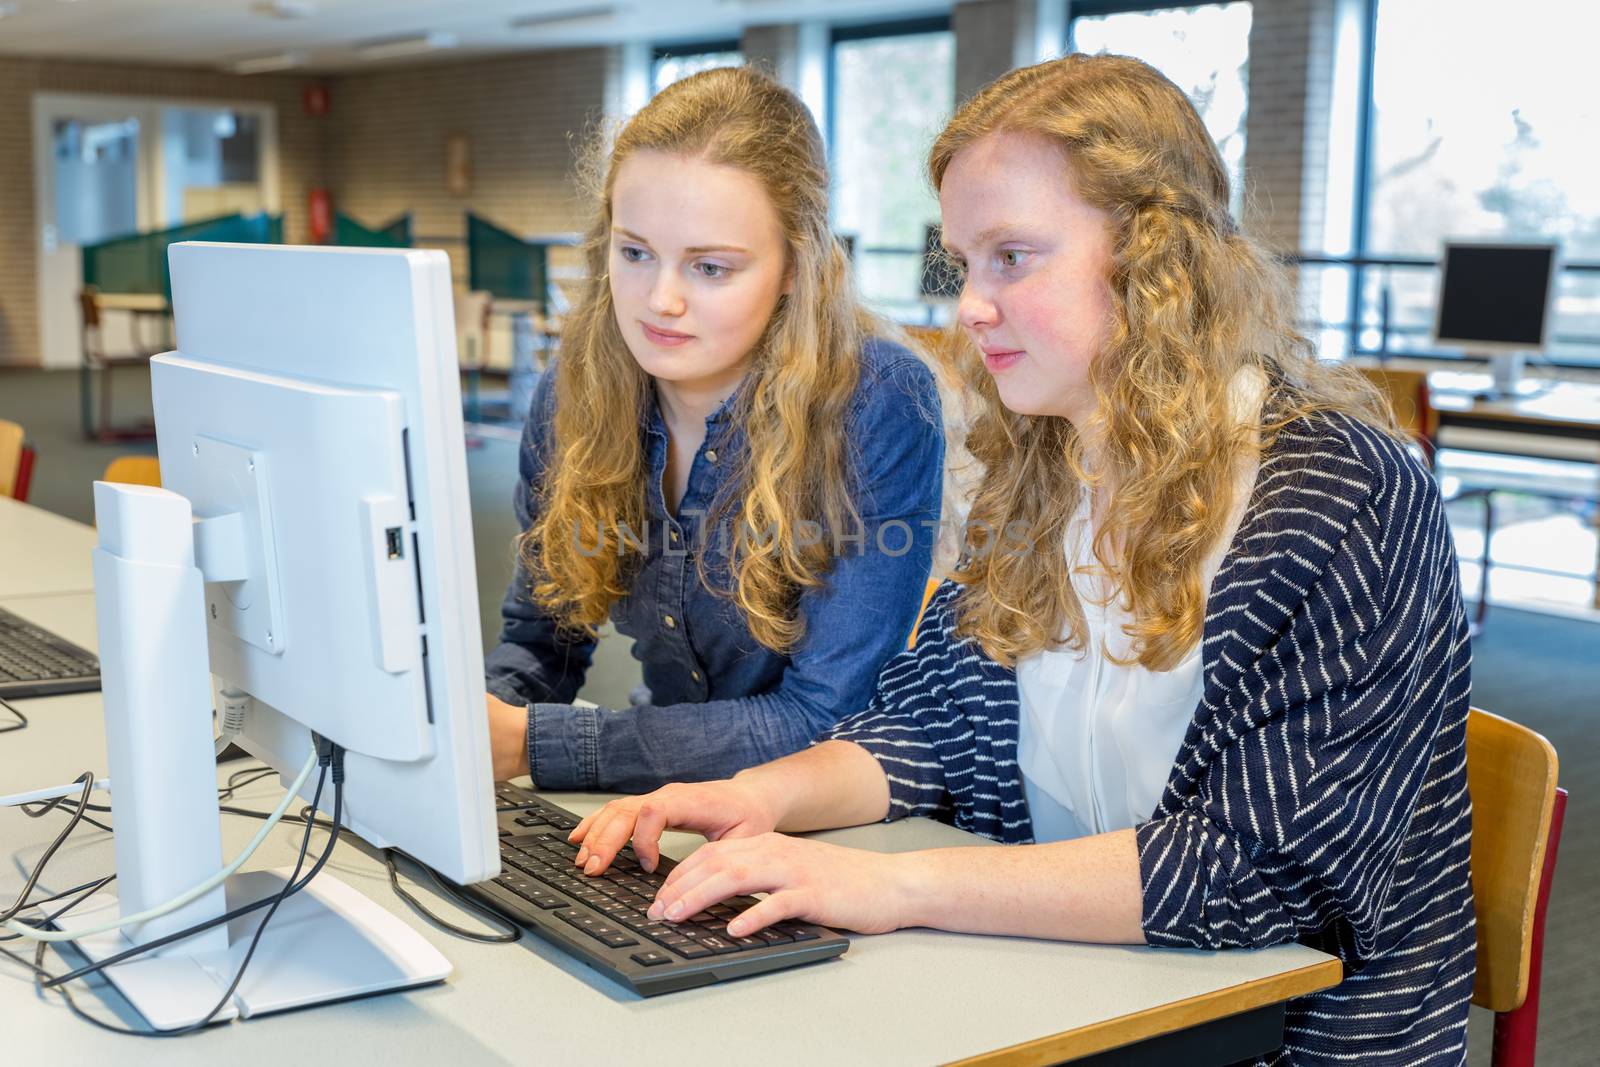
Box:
(825, 411, 1475, 1065)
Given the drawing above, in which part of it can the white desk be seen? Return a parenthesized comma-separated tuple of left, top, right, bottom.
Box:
(0, 566, 1340, 1064)
(0, 498, 99, 598)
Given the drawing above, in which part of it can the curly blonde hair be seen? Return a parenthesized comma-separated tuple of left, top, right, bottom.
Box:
(931, 53, 1395, 671)
(523, 66, 879, 653)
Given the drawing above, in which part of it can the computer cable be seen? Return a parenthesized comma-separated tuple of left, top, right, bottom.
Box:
(3, 744, 320, 943)
(35, 746, 344, 993)
(0, 874, 117, 942)
(0, 696, 26, 734)
(0, 773, 99, 928)
(20, 788, 114, 834)
(11, 759, 338, 1036)
(383, 848, 521, 944)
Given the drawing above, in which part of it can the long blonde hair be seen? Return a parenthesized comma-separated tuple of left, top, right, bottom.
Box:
(931, 54, 1395, 671)
(524, 66, 878, 653)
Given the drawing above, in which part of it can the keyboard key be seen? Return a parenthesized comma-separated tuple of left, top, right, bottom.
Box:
(779, 924, 820, 942)
(599, 930, 638, 949)
(754, 928, 793, 945)
(630, 950, 672, 967)
(729, 935, 764, 950)
(697, 935, 740, 955)
(668, 941, 713, 959)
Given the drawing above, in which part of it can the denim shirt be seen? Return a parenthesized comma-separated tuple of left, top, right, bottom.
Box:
(484, 338, 945, 793)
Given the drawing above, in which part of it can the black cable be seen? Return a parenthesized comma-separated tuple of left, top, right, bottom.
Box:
(216, 766, 279, 804)
(0, 697, 26, 734)
(1, 773, 97, 926)
(0, 875, 117, 943)
(383, 849, 521, 944)
(19, 757, 344, 1036)
(20, 789, 114, 834)
(39, 759, 342, 991)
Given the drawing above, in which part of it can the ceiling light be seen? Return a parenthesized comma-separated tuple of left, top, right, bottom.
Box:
(227, 52, 307, 75)
(354, 31, 458, 61)
(250, 0, 318, 17)
(509, 4, 618, 30)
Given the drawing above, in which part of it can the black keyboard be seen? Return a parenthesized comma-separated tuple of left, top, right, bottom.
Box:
(0, 606, 100, 700)
(468, 783, 848, 995)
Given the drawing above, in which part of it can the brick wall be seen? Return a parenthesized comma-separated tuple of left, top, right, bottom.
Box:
(953, 0, 1036, 104)
(741, 24, 801, 89)
(325, 47, 613, 292)
(1240, 0, 1339, 253)
(0, 58, 324, 366)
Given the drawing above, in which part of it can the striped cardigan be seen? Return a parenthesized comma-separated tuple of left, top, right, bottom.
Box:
(825, 411, 1475, 1065)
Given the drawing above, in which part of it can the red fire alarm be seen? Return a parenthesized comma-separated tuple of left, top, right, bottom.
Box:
(308, 188, 332, 243)
(303, 83, 331, 117)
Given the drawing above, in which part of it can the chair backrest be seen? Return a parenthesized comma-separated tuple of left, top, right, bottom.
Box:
(102, 455, 162, 488)
(1466, 706, 1560, 1013)
(1358, 366, 1437, 456)
(79, 286, 102, 330)
(0, 419, 24, 498)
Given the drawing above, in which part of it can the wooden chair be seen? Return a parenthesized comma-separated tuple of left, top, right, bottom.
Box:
(907, 577, 942, 650)
(101, 455, 162, 488)
(1466, 707, 1567, 1067)
(0, 418, 36, 502)
(79, 286, 159, 442)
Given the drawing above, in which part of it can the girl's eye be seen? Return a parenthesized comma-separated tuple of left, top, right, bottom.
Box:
(696, 262, 730, 279)
(619, 245, 648, 262)
(999, 249, 1026, 268)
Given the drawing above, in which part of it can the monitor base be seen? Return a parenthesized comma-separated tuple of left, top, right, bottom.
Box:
(50, 866, 450, 1031)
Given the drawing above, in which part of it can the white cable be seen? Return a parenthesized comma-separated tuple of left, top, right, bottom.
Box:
(4, 745, 319, 942)
(0, 779, 111, 808)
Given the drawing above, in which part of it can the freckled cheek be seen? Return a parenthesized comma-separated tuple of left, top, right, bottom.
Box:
(703, 283, 776, 355)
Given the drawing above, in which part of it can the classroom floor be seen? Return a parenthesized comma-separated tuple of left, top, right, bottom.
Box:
(3, 364, 1596, 1064)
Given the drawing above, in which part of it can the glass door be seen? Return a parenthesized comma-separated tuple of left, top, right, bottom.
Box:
(33, 94, 159, 369)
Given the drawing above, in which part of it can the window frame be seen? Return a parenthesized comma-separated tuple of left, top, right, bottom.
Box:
(649, 38, 743, 96)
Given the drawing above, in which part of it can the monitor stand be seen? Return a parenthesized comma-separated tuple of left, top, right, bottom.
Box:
(1483, 352, 1526, 400)
(54, 481, 450, 1032)
(52, 870, 449, 1030)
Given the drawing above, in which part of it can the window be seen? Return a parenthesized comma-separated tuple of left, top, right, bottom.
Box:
(1069, 2, 1253, 219)
(830, 20, 955, 312)
(652, 41, 743, 96)
(1362, 0, 1600, 364)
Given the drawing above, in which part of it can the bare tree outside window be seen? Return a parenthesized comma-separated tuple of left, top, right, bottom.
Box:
(1070, 2, 1252, 221)
(1368, 0, 1600, 364)
(832, 30, 955, 311)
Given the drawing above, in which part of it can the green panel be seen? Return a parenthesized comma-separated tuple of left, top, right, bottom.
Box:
(334, 212, 413, 248)
(82, 212, 285, 297)
(467, 212, 547, 307)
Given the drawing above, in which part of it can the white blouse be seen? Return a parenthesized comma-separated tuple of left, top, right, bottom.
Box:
(1017, 370, 1263, 843)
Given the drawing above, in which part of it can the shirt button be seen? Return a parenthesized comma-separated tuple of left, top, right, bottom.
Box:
(663, 615, 676, 629)
(690, 670, 701, 682)
(669, 529, 679, 543)
(705, 449, 718, 463)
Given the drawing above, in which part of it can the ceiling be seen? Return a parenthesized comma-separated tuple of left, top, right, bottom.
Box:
(0, 0, 948, 73)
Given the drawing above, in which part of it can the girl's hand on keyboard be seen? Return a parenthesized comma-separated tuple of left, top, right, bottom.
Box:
(568, 779, 777, 875)
(647, 833, 910, 936)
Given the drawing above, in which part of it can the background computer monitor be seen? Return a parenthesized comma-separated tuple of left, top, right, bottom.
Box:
(1434, 241, 1559, 354)
(157, 241, 498, 886)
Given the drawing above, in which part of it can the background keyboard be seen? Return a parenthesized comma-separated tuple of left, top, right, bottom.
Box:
(0, 605, 100, 700)
(469, 784, 848, 996)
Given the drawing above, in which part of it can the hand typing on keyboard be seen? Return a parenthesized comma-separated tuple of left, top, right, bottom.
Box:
(569, 782, 912, 938)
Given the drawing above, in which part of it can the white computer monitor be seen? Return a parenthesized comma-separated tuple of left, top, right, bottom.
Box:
(1433, 240, 1560, 396)
(60, 242, 499, 1028)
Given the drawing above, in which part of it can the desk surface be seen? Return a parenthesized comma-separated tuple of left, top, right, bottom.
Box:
(1429, 372, 1600, 436)
(0, 547, 1340, 1064)
(0, 498, 99, 598)
(91, 292, 170, 313)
